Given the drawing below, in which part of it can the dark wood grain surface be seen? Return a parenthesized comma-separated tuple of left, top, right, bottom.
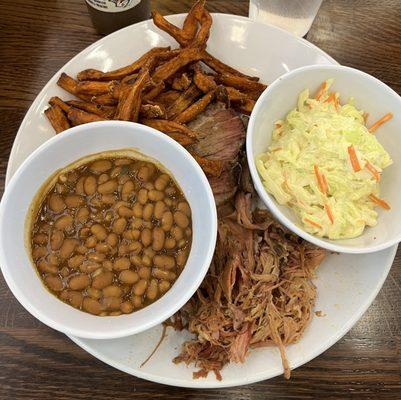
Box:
(0, 1, 400, 399)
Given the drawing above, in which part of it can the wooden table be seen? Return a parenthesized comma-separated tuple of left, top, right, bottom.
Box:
(0, 1, 400, 398)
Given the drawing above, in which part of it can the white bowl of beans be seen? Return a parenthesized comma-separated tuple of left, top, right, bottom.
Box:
(0, 121, 217, 339)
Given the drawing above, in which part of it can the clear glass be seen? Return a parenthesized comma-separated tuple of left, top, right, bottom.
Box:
(249, 0, 323, 37)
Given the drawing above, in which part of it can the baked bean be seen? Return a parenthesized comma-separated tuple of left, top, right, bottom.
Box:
(37, 260, 58, 274)
(131, 218, 143, 229)
(110, 166, 122, 178)
(80, 262, 101, 273)
(120, 301, 134, 314)
(133, 279, 148, 296)
(161, 211, 173, 231)
(55, 183, 67, 194)
(101, 194, 117, 205)
(154, 174, 170, 191)
(106, 232, 118, 247)
(143, 247, 155, 258)
(87, 287, 101, 299)
(118, 205, 134, 217)
(92, 271, 114, 289)
(152, 227, 165, 251)
(132, 229, 140, 240)
(96, 243, 109, 254)
(142, 220, 152, 229)
(159, 280, 171, 292)
(137, 166, 150, 182)
(176, 250, 189, 267)
(102, 260, 113, 271)
(118, 243, 130, 255)
(103, 285, 122, 298)
(164, 198, 173, 207)
(118, 174, 130, 185)
(144, 182, 154, 191)
(138, 266, 151, 279)
(171, 225, 184, 241)
(49, 193, 66, 213)
(76, 207, 90, 224)
(142, 255, 152, 267)
(112, 217, 127, 234)
(84, 175, 97, 195)
(90, 197, 103, 208)
(178, 201, 191, 217)
(114, 158, 132, 166)
(185, 227, 192, 237)
(76, 245, 87, 255)
(132, 295, 143, 308)
(152, 268, 170, 280)
(177, 238, 187, 249)
(133, 202, 143, 218)
(114, 257, 130, 271)
(142, 203, 154, 221)
(79, 227, 91, 238)
(122, 230, 133, 240)
(33, 233, 47, 245)
(48, 254, 59, 265)
(67, 291, 83, 308)
(68, 255, 85, 269)
(75, 176, 85, 195)
(121, 180, 135, 201)
(164, 237, 176, 249)
(102, 297, 122, 310)
(137, 188, 148, 205)
(98, 173, 109, 184)
(119, 270, 139, 284)
(98, 179, 118, 194)
(45, 275, 63, 292)
(148, 190, 164, 201)
(174, 211, 189, 228)
(69, 274, 90, 290)
(59, 238, 79, 259)
(146, 279, 158, 300)
(60, 267, 70, 277)
(85, 235, 97, 249)
(83, 297, 102, 315)
(153, 201, 165, 219)
(165, 186, 176, 196)
(130, 254, 142, 266)
(88, 252, 105, 263)
(90, 159, 112, 174)
(51, 230, 64, 250)
(154, 255, 175, 269)
(141, 228, 152, 247)
(91, 224, 108, 241)
(65, 195, 84, 208)
(54, 214, 73, 231)
(129, 241, 143, 253)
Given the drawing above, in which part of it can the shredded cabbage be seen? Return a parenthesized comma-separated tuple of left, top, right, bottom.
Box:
(256, 80, 392, 239)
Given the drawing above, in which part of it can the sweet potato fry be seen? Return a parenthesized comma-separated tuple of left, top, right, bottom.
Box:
(143, 81, 165, 101)
(172, 72, 192, 91)
(152, 47, 203, 83)
(140, 103, 166, 119)
(191, 7, 212, 48)
(57, 73, 92, 101)
(224, 86, 249, 103)
(67, 108, 106, 126)
(182, 0, 205, 43)
(44, 105, 70, 134)
(234, 98, 256, 115)
(166, 84, 201, 119)
(217, 73, 267, 93)
(115, 69, 150, 121)
(202, 51, 259, 81)
(193, 67, 217, 93)
(66, 100, 115, 118)
(77, 47, 170, 81)
(152, 11, 187, 47)
(164, 132, 196, 146)
(76, 80, 117, 96)
(49, 96, 71, 113)
(153, 90, 181, 107)
(174, 89, 215, 124)
(121, 73, 138, 84)
(190, 152, 223, 177)
(91, 93, 118, 106)
(141, 119, 197, 138)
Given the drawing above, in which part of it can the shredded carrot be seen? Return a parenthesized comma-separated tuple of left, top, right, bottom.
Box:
(324, 92, 336, 104)
(369, 194, 391, 210)
(348, 145, 361, 172)
(315, 81, 327, 101)
(324, 203, 334, 224)
(321, 173, 329, 194)
(368, 112, 393, 133)
(314, 164, 327, 195)
(272, 147, 283, 152)
(275, 123, 282, 128)
(365, 161, 381, 181)
(304, 217, 322, 229)
(363, 112, 369, 124)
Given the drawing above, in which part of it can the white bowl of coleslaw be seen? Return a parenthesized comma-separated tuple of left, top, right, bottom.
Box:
(247, 65, 401, 253)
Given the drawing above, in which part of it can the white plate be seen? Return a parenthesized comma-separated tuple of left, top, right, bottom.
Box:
(6, 13, 397, 388)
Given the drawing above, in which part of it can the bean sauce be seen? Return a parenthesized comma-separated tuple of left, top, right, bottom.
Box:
(30, 155, 192, 316)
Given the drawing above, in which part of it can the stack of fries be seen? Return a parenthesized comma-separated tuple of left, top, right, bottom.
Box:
(45, 0, 266, 177)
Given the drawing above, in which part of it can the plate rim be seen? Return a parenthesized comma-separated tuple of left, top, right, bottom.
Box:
(5, 12, 397, 389)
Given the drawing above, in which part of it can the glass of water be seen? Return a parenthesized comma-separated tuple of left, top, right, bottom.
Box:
(249, 0, 323, 37)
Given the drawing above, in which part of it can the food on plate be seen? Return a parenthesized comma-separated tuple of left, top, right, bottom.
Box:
(169, 167, 326, 380)
(44, 0, 263, 179)
(41, 0, 325, 379)
(256, 80, 392, 239)
(29, 152, 192, 316)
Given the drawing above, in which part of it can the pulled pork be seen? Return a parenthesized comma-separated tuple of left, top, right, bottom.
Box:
(171, 187, 326, 380)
